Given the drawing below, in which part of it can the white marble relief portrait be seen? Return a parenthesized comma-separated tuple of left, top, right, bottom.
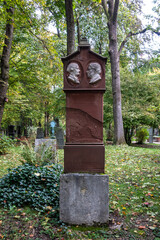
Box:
(67, 63, 80, 84)
(87, 62, 102, 84)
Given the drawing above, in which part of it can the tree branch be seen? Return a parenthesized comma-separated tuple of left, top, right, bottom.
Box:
(108, 0, 114, 19)
(18, 5, 53, 57)
(102, 0, 109, 19)
(118, 27, 160, 56)
(46, 7, 62, 39)
(56, 21, 61, 39)
(28, 28, 53, 57)
(113, 0, 119, 24)
(153, 30, 160, 36)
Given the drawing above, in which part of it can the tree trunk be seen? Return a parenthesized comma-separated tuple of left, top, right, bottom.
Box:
(0, 5, 14, 128)
(76, 16, 80, 44)
(44, 102, 50, 137)
(108, 22, 125, 144)
(65, 0, 75, 55)
(102, 0, 126, 144)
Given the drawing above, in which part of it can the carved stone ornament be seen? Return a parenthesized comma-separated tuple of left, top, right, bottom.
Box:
(67, 62, 80, 84)
(87, 62, 102, 84)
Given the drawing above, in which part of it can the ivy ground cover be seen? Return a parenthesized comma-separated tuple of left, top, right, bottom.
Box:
(0, 144, 159, 239)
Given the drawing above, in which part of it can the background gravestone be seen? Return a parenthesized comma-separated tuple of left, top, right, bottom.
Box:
(17, 126, 22, 138)
(36, 127, 44, 139)
(53, 118, 64, 149)
(149, 127, 153, 143)
(34, 139, 56, 163)
(35, 127, 56, 163)
(55, 127, 64, 149)
(8, 125, 15, 139)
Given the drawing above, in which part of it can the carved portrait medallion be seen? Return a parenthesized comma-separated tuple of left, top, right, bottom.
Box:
(86, 62, 102, 84)
(67, 62, 80, 84)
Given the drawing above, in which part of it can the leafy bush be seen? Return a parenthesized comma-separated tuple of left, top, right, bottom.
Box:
(20, 141, 56, 166)
(0, 164, 63, 219)
(0, 136, 15, 155)
(136, 128, 149, 144)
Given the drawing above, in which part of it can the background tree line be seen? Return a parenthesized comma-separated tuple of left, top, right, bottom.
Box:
(0, 0, 159, 144)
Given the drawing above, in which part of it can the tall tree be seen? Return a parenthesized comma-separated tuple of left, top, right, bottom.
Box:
(102, 0, 126, 144)
(65, 0, 75, 55)
(0, 3, 14, 128)
(102, 0, 159, 144)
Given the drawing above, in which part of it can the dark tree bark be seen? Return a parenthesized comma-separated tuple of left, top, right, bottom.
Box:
(99, 41, 102, 55)
(76, 16, 80, 44)
(56, 22, 61, 39)
(102, 0, 126, 144)
(65, 0, 75, 55)
(44, 111, 50, 137)
(0, 5, 14, 128)
(44, 101, 50, 137)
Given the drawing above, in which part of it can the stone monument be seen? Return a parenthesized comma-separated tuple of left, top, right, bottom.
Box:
(36, 127, 44, 139)
(51, 118, 64, 149)
(35, 127, 56, 163)
(60, 38, 109, 225)
(55, 127, 64, 149)
(149, 127, 153, 143)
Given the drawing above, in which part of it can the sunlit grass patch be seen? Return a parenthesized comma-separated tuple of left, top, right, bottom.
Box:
(105, 145, 160, 225)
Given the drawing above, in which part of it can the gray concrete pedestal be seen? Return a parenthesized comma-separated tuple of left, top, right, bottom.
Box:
(60, 173, 109, 225)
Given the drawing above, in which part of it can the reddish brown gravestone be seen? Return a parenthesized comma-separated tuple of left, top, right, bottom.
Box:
(62, 38, 107, 173)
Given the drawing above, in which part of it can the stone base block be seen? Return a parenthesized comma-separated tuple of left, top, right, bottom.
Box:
(60, 173, 109, 225)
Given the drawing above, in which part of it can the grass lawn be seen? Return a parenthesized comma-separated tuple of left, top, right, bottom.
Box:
(0, 144, 159, 239)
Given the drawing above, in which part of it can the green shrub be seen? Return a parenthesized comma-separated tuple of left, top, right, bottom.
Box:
(136, 128, 149, 144)
(0, 163, 63, 219)
(0, 136, 15, 155)
(20, 141, 56, 166)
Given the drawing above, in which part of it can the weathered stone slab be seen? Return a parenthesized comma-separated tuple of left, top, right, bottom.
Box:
(60, 173, 109, 225)
(35, 139, 56, 151)
(35, 139, 56, 163)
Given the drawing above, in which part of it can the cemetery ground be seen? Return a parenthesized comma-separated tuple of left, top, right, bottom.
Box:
(0, 143, 159, 240)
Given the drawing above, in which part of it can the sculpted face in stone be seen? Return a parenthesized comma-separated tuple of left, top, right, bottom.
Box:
(87, 62, 101, 84)
(67, 63, 80, 84)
